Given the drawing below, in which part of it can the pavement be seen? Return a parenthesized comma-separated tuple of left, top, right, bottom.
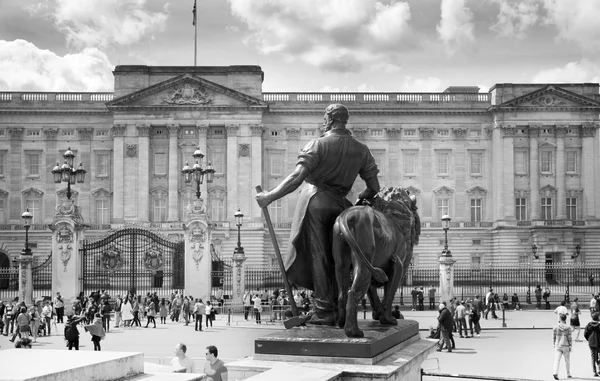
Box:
(0, 309, 596, 381)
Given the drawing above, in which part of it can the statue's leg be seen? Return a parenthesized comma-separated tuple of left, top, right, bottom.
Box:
(367, 285, 383, 321)
(333, 222, 351, 328)
(379, 259, 403, 325)
(345, 267, 371, 338)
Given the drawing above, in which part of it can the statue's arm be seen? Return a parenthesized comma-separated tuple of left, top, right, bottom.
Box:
(358, 176, 380, 200)
(256, 164, 309, 208)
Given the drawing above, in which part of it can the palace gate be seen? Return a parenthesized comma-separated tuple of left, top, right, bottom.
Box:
(80, 227, 184, 296)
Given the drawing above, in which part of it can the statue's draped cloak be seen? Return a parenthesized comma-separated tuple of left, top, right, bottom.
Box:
(283, 129, 379, 290)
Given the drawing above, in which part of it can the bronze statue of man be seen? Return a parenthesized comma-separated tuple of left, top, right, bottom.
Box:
(256, 104, 380, 325)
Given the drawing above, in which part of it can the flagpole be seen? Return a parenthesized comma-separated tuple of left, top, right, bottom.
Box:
(193, 0, 197, 66)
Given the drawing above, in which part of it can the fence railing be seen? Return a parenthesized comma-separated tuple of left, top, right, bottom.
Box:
(0, 251, 52, 301)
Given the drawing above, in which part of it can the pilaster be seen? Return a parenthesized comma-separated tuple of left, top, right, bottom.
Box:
(226, 124, 239, 221)
(250, 125, 264, 221)
(8, 128, 23, 222)
(112, 124, 126, 223)
(555, 125, 568, 219)
(491, 124, 503, 221)
(137, 124, 151, 222)
(529, 125, 541, 220)
(167, 124, 180, 222)
(581, 124, 597, 219)
(502, 126, 515, 220)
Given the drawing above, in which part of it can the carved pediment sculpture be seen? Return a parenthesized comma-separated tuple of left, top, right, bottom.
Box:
(163, 82, 212, 105)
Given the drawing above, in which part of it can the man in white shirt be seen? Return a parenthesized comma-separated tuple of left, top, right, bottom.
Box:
(171, 343, 195, 373)
(554, 300, 569, 322)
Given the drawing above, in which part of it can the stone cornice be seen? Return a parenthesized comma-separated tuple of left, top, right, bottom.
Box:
(77, 128, 94, 140)
(42, 127, 59, 140)
(267, 109, 488, 115)
(352, 128, 368, 139)
(137, 124, 151, 137)
(528, 125, 541, 137)
(8, 127, 23, 140)
(555, 125, 569, 137)
(581, 123, 598, 138)
(112, 124, 126, 137)
(0, 109, 109, 115)
(501, 125, 516, 137)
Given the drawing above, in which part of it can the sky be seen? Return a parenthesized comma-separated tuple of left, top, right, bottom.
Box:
(0, 0, 599, 93)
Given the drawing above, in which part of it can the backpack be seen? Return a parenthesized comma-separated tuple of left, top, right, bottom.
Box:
(65, 324, 78, 341)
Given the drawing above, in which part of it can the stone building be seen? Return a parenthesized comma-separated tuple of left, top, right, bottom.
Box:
(0, 65, 599, 273)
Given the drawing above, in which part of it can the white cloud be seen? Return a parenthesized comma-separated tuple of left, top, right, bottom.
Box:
(542, 0, 600, 55)
(490, 0, 540, 39)
(436, 0, 475, 55)
(227, 0, 415, 72)
(400, 76, 445, 92)
(532, 60, 600, 84)
(0, 39, 113, 91)
(28, 0, 168, 49)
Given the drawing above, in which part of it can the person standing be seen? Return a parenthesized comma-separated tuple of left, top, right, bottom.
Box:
(205, 301, 214, 329)
(204, 345, 228, 381)
(42, 301, 53, 336)
(84, 313, 106, 351)
(428, 286, 436, 310)
(418, 287, 425, 311)
(584, 312, 600, 376)
(114, 294, 123, 328)
(182, 296, 190, 326)
(455, 301, 469, 338)
(132, 296, 141, 327)
(194, 299, 205, 331)
(554, 300, 569, 322)
(171, 343, 195, 373)
(101, 299, 112, 332)
(411, 287, 418, 311)
(159, 298, 168, 324)
(121, 297, 133, 328)
(64, 314, 85, 350)
(243, 291, 252, 321)
(252, 294, 262, 324)
(552, 313, 572, 380)
(54, 293, 65, 324)
(544, 287, 552, 310)
(145, 300, 157, 328)
(570, 300, 582, 342)
(436, 302, 453, 353)
(535, 285, 543, 310)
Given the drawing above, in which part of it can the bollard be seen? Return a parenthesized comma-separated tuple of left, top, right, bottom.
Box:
(363, 306, 367, 320)
(502, 307, 506, 328)
(227, 308, 231, 326)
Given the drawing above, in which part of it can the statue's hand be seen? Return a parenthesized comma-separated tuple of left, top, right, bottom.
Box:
(255, 192, 272, 208)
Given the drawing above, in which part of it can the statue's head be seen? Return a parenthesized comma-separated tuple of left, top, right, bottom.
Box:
(323, 104, 349, 131)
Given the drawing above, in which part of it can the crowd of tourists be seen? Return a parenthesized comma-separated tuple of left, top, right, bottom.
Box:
(241, 288, 310, 324)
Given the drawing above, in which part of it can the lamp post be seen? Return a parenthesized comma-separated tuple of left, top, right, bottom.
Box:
(21, 208, 33, 255)
(181, 147, 216, 199)
(232, 208, 246, 307)
(441, 215, 452, 257)
(234, 209, 244, 255)
(51, 147, 86, 200)
(18, 208, 34, 305)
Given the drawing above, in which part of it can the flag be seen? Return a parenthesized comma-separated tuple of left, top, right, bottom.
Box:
(192, 0, 197, 26)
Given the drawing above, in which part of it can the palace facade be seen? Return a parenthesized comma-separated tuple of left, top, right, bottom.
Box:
(0, 65, 599, 269)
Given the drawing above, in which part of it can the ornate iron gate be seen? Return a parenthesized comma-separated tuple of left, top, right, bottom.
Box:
(81, 227, 184, 296)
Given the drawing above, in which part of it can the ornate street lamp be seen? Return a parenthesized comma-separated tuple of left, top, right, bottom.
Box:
(182, 147, 216, 199)
(21, 208, 33, 255)
(531, 244, 539, 260)
(572, 244, 581, 259)
(234, 209, 244, 255)
(441, 214, 452, 257)
(51, 147, 86, 200)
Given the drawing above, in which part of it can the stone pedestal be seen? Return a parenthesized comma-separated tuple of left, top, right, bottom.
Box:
(232, 250, 246, 306)
(16, 253, 33, 305)
(50, 200, 87, 310)
(183, 207, 212, 301)
(438, 255, 457, 304)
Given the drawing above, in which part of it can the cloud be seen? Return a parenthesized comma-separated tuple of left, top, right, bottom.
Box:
(227, 0, 415, 72)
(400, 76, 445, 92)
(436, 0, 475, 55)
(532, 60, 600, 84)
(542, 0, 600, 55)
(28, 0, 168, 49)
(0, 39, 113, 91)
(490, 0, 540, 39)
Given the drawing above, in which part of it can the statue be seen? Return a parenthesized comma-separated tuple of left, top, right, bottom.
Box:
(333, 187, 420, 337)
(256, 104, 380, 325)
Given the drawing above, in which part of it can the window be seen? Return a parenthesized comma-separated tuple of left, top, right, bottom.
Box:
(96, 153, 110, 177)
(0, 151, 5, 177)
(270, 152, 284, 176)
(515, 198, 527, 221)
(153, 198, 166, 222)
(540, 151, 552, 174)
(27, 130, 41, 137)
(183, 128, 196, 136)
(436, 152, 449, 176)
(208, 146, 226, 175)
(541, 197, 552, 220)
(470, 129, 482, 138)
(304, 130, 315, 137)
(514, 150, 528, 174)
(26, 153, 40, 176)
(25, 200, 40, 224)
(154, 153, 167, 175)
(270, 130, 280, 137)
(403, 152, 416, 176)
(0, 129, 5, 137)
(518, 253, 529, 264)
(437, 198, 449, 217)
(472, 239, 482, 245)
(470, 198, 482, 222)
(154, 128, 166, 136)
(566, 151, 577, 174)
(269, 199, 282, 223)
(470, 153, 482, 176)
(96, 130, 108, 137)
(566, 198, 577, 220)
(210, 198, 225, 221)
(437, 129, 449, 137)
(370, 130, 383, 137)
(471, 255, 481, 266)
(212, 128, 224, 136)
(372, 151, 385, 176)
(96, 200, 109, 224)
(403, 129, 416, 137)
(62, 129, 75, 137)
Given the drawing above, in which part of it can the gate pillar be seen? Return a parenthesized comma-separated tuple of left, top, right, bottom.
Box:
(50, 200, 87, 311)
(183, 207, 212, 301)
(231, 250, 246, 307)
(439, 255, 456, 304)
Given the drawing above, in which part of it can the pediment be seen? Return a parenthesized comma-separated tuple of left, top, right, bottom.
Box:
(107, 74, 267, 109)
(540, 184, 557, 194)
(495, 85, 600, 110)
(22, 187, 44, 197)
(0, 189, 8, 197)
(433, 186, 454, 195)
(150, 186, 168, 197)
(466, 186, 487, 195)
(91, 187, 112, 197)
(57, 188, 79, 197)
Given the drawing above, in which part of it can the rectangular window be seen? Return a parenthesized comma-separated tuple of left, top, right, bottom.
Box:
(208, 146, 226, 175)
(372, 151, 385, 176)
(566, 151, 577, 173)
(96, 200, 109, 224)
(437, 129, 449, 137)
(27, 130, 40, 137)
(514, 150, 528, 174)
(0, 129, 5, 137)
(518, 253, 529, 264)
(470, 198, 482, 222)
(471, 255, 481, 266)
(96, 153, 109, 177)
(470, 153, 482, 176)
(62, 129, 75, 137)
(304, 130, 315, 136)
(403, 152, 416, 176)
(25, 200, 40, 224)
(269, 199, 282, 224)
(154, 153, 167, 175)
(26, 153, 40, 176)
(183, 128, 196, 136)
(403, 129, 416, 137)
(540, 151, 552, 173)
(0, 199, 5, 224)
(0, 151, 5, 176)
(437, 198, 449, 217)
(270, 130, 280, 137)
(270, 152, 284, 176)
(541, 197, 552, 220)
(470, 129, 482, 138)
(211, 198, 225, 221)
(96, 130, 108, 137)
(153, 198, 166, 222)
(370, 130, 383, 137)
(436, 152, 449, 176)
(516, 198, 527, 221)
(566, 198, 577, 220)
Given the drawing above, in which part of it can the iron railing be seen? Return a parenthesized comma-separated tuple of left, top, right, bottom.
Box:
(0, 251, 52, 301)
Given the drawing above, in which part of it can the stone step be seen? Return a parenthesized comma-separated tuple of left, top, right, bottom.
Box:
(244, 365, 341, 381)
(137, 362, 205, 380)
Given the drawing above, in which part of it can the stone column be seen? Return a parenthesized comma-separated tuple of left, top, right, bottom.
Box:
(502, 126, 516, 220)
(112, 125, 126, 223)
(491, 124, 503, 221)
(250, 125, 264, 221)
(7, 128, 23, 223)
(529, 126, 541, 220)
(438, 255, 457, 304)
(581, 124, 597, 219)
(556, 125, 568, 219)
(183, 214, 212, 301)
(43, 128, 59, 222)
(197, 124, 209, 201)
(226, 125, 239, 220)
(167, 124, 180, 222)
(137, 124, 151, 222)
(17, 252, 33, 306)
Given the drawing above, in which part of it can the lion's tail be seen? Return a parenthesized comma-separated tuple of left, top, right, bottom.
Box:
(338, 207, 389, 284)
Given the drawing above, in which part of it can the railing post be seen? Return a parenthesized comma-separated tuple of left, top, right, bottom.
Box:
(227, 307, 231, 326)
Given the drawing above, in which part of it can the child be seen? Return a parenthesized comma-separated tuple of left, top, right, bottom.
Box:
(84, 313, 106, 351)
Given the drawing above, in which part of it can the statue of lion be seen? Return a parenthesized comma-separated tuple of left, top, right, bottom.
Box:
(332, 187, 420, 337)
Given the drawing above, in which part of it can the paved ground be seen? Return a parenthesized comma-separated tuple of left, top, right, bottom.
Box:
(0, 309, 597, 380)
